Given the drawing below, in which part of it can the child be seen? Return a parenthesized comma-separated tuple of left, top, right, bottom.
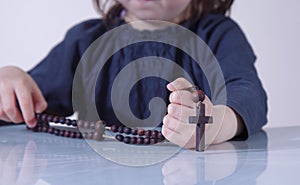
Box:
(0, 0, 267, 149)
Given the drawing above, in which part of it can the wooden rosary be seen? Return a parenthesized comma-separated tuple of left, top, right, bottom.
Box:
(27, 113, 165, 145)
(27, 87, 213, 151)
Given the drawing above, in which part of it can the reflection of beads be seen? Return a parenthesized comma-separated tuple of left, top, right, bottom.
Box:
(29, 113, 165, 145)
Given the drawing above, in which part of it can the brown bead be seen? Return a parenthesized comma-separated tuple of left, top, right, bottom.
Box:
(94, 121, 104, 133)
(89, 122, 95, 129)
(144, 130, 151, 137)
(130, 137, 137, 144)
(83, 121, 90, 129)
(58, 117, 66, 124)
(192, 90, 205, 103)
(137, 137, 144, 144)
(64, 131, 70, 137)
(93, 132, 103, 141)
(87, 132, 93, 140)
(42, 126, 48, 132)
(118, 126, 124, 133)
(76, 132, 82, 139)
(54, 129, 59, 136)
(151, 130, 158, 138)
(137, 129, 145, 136)
(41, 114, 48, 122)
(48, 127, 54, 134)
(123, 127, 131, 134)
(69, 132, 75, 138)
(59, 130, 65, 137)
(111, 125, 118, 132)
(158, 132, 165, 141)
(116, 134, 124, 142)
(52, 116, 59, 123)
(37, 126, 42, 132)
(131, 129, 138, 135)
(77, 120, 84, 128)
(65, 119, 71, 126)
(150, 138, 157, 144)
(124, 136, 131, 144)
(144, 137, 150, 145)
(47, 115, 53, 122)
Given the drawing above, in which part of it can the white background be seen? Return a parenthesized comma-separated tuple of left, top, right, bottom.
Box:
(0, 0, 299, 128)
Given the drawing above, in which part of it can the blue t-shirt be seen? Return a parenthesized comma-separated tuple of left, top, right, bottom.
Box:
(29, 14, 268, 138)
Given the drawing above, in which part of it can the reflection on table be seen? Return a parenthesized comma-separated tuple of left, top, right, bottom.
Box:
(1, 125, 300, 185)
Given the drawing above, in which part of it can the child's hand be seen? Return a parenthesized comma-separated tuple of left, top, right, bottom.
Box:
(162, 78, 213, 148)
(162, 78, 241, 149)
(0, 66, 47, 127)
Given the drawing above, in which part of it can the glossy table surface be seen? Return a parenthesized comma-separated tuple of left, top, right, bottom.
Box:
(0, 125, 300, 185)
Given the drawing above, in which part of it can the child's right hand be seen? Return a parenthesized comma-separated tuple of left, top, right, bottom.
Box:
(0, 66, 47, 127)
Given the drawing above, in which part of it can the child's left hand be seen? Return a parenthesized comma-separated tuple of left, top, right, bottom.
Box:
(162, 78, 215, 149)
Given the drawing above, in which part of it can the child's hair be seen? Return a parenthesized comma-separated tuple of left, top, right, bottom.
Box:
(92, 0, 234, 27)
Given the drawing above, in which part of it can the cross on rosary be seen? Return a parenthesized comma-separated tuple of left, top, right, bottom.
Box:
(188, 87, 213, 152)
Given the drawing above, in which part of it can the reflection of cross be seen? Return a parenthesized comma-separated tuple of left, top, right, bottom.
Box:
(189, 102, 213, 151)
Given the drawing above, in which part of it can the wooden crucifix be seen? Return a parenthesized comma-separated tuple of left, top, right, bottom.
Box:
(188, 88, 213, 152)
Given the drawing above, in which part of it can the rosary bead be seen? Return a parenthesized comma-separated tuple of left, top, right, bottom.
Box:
(48, 127, 54, 134)
(94, 121, 104, 133)
(76, 132, 82, 139)
(71, 120, 77, 127)
(65, 119, 71, 126)
(157, 132, 165, 141)
(144, 130, 152, 137)
(137, 137, 144, 145)
(192, 90, 205, 103)
(82, 133, 87, 139)
(77, 120, 84, 128)
(59, 130, 65, 137)
(116, 134, 124, 142)
(36, 113, 42, 120)
(144, 137, 151, 145)
(123, 136, 131, 144)
(151, 130, 158, 138)
(83, 121, 90, 129)
(64, 131, 70, 137)
(87, 132, 93, 140)
(59, 117, 66, 124)
(47, 115, 53, 122)
(42, 126, 48, 132)
(37, 126, 43, 132)
(123, 127, 131, 134)
(89, 122, 95, 129)
(70, 132, 77, 138)
(150, 138, 157, 144)
(118, 126, 124, 133)
(131, 129, 138, 135)
(52, 116, 59, 123)
(130, 137, 137, 144)
(54, 129, 59, 136)
(93, 132, 102, 141)
(111, 125, 119, 132)
(137, 129, 145, 136)
(41, 114, 48, 122)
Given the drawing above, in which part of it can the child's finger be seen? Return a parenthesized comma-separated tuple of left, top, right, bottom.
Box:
(0, 99, 11, 122)
(169, 90, 194, 107)
(167, 77, 193, 92)
(0, 87, 23, 123)
(167, 103, 195, 123)
(31, 84, 47, 113)
(15, 86, 36, 127)
(162, 115, 181, 134)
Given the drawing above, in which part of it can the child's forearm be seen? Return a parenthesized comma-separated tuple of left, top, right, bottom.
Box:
(211, 105, 245, 144)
